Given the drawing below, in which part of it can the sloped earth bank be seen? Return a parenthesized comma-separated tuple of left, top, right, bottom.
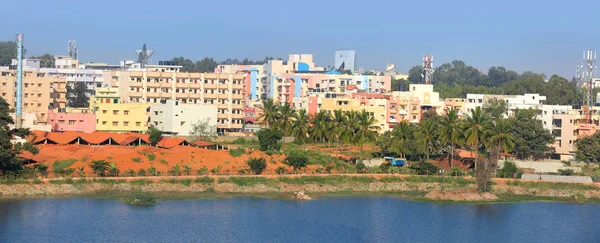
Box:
(1, 176, 600, 203)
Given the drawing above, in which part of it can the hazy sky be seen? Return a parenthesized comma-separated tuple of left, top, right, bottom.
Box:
(2, 0, 599, 78)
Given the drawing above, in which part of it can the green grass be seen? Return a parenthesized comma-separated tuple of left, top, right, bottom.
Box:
(52, 159, 78, 171)
(194, 176, 214, 184)
(129, 179, 153, 186)
(132, 157, 142, 163)
(506, 180, 598, 190)
(0, 178, 32, 185)
(228, 148, 245, 157)
(283, 144, 349, 168)
(159, 159, 168, 165)
(146, 153, 156, 161)
(123, 190, 157, 206)
(91, 179, 125, 185)
(224, 177, 278, 187)
(160, 179, 192, 186)
(81, 156, 89, 162)
(278, 175, 376, 185)
(217, 177, 230, 183)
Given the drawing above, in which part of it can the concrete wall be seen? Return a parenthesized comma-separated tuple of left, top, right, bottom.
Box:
(521, 173, 592, 183)
(150, 100, 217, 136)
(47, 110, 95, 133)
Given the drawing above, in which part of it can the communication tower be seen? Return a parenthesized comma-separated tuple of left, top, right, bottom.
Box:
(136, 44, 155, 68)
(15, 34, 24, 128)
(576, 50, 597, 124)
(422, 54, 434, 84)
(68, 40, 78, 60)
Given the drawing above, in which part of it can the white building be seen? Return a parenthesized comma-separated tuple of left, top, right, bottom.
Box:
(149, 100, 217, 137)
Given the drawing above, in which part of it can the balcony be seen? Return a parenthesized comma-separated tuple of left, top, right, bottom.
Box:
(217, 123, 229, 129)
(160, 83, 171, 88)
(218, 94, 229, 99)
(204, 83, 217, 89)
(147, 72, 160, 78)
(217, 104, 229, 109)
(147, 82, 160, 88)
(217, 113, 228, 119)
(130, 92, 143, 97)
(189, 83, 201, 89)
(218, 84, 229, 90)
(175, 93, 188, 99)
(232, 94, 243, 100)
(232, 113, 244, 119)
(231, 123, 243, 129)
(130, 82, 143, 87)
(188, 93, 201, 99)
(204, 93, 217, 99)
(232, 84, 243, 90)
(160, 93, 171, 98)
(147, 92, 160, 98)
(175, 82, 188, 88)
(232, 104, 244, 110)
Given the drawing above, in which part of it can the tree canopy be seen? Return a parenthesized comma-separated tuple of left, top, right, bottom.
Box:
(0, 97, 39, 173)
(67, 82, 89, 108)
(0, 41, 18, 66)
(29, 53, 54, 68)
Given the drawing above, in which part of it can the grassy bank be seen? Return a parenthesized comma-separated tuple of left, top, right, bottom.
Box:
(0, 175, 598, 204)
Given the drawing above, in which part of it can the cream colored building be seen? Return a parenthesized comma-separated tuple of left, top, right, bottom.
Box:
(90, 87, 148, 133)
(150, 100, 217, 136)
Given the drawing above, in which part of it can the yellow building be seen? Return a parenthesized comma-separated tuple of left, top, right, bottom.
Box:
(319, 95, 388, 133)
(90, 87, 148, 133)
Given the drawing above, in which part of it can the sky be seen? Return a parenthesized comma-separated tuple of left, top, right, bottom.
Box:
(2, 0, 600, 79)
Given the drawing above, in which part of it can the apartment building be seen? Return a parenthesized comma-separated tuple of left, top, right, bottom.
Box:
(90, 87, 148, 133)
(108, 71, 245, 133)
(150, 100, 217, 136)
(0, 70, 67, 123)
(47, 108, 96, 133)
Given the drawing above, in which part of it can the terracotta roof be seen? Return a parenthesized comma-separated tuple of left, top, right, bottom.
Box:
(455, 149, 477, 159)
(46, 132, 80, 144)
(193, 141, 214, 147)
(156, 138, 186, 149)
(345, 85, 358, 90)
(79, 132, 111, 144)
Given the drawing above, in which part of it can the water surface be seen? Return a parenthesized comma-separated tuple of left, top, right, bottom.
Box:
(0, 197, 598, 242)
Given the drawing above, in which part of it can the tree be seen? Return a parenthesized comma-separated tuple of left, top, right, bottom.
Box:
(407, 66, 424, 83)
(440, 109, 462, 167)
(291, 109, 310, 144)
(484, 117, 516, 163)
(0, 97, 38, 173)
(275, 105, 295, 136)
(463, 107, 489, 151)
(66, 82, 89, 108)
(483, 98, 508, 118)
(284, 153, 309, 172)
(511, 109, 554, 160)
(247, 158, 267, 175)
(259, 99, 279, 128)
(331, 110, 347, 153)
(310, 110, 332, 145)
(0, 41, 18, 66)
(574, 132, 600, 163)
(354, 110, 380, 158)
(171, 57, 195, 72)
(391, 78, 410, 91)
(256, 128, 283, 152)
(189, 118, 217, 141)
(148, 126, 163, 146)
(29, 53, 54, 68)
(195, 57, 218, 73)
(419, 119, 438, 160)
(90, 160, 110, 177)
(391, 120, 414, 159)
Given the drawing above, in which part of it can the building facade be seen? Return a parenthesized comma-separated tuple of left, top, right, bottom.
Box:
(150, 100, 217, 136)
(335, 50, 356, 72)
(90, 87, 148, 133)
(48, 108, 96, 133)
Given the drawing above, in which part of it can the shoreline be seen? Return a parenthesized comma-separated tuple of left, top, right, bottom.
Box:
(1, 175, 599, 204)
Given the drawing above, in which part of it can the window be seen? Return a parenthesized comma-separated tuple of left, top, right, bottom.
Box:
(124, 110, 129, 115)
(102, 121, 107, 125)
(113, 110, 118, 115)
(102, 110, 107, 114)
(112, 121, 118, 126)
(180, 121, 186, 126)
(124, 121, 129, 126)
(68, 120, 75, 125)
(58, 120, 65, 124)
(136, 122, 141, 126)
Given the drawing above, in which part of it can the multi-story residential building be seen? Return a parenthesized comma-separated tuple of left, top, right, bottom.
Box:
(47, 108, 95, 133)
(107, 70, 245, 133)
(335, 50, 356, 72)
(90, 87, 148, 133)
(149, 100, 217, 137)
(9, 112, 51, 131)
(0, 70, 67, 122)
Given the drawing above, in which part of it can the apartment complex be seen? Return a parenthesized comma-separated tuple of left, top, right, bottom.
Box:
(90, 87, 148, 133)
(150, 100, 217, 136)
(0, 70, 67, 122)
(47, 108, 95, 133)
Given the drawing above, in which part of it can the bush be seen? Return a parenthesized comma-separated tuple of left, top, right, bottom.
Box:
(146, 153, 156, 161)
(132, 157, 142, 163)
(497, 161, 522, 178)
(124, 169, 136, 177)
(183, 164, 192, 176)
(356, 162, 367, 174)
(168, 164, 182, 176)
(90, 160, 110, 177)
(228, 147, 245, 157)
(450, 167, 463, 176)
(107, 162, 119, 176)
(197, 166, 208, 175)
(256, 128, 283, 152)
(146, 166, 158, 176)
(408, 161, 438, 175)
(276, 166, 287, 175)
(247, 158, 267, 175)
(136, 169, 147, 177)
(34, 164, 49, 173)
(194, 176, 214, 184)
(558, 169, 574, 176)
(210, 165, 222, 175)
(124, 190, 157, 206)
(379, 162, 391, 174)
(283, 153, 309, 172)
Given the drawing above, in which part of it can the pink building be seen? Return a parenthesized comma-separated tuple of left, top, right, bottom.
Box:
(48, 109, 96, 133)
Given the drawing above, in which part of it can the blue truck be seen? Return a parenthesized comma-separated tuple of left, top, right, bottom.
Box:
(384, 157, 406, 167)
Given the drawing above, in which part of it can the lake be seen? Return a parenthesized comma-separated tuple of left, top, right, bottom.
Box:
(0, 197, 598, 243)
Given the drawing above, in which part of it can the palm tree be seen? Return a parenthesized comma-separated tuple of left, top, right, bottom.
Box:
(354, 110, 380, 159)
(259, 99, 279, 128)
(310, 110, 332, 145)
(420, 119, 438, 161)
(440, 109, 462, 167)
(463, 107, 489, 151)
(291, 109, 310, 143)
(392, 120, 413, 159)
(276, 104, 295, 136)
(484, 117, 516, 162)
(331, 110, 347, 154)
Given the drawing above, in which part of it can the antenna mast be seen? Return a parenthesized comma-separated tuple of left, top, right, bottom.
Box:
(577, 49, 597, 124)
(422, 54, 434, 84)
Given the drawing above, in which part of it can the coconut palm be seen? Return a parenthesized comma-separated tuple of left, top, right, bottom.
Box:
(291, 109, 310, 143)
(484, 117, 516, 162)
(331, 110, 347, 153)
(420, 119, 438, 161)
(354, 110, 380, 158)
(259, 99, 279, 128)
(392, 120, 413, 159)
(463, 107, 489, 151)
(440, 108, 462, 167)
(340, 110, 358, 145)
(276, 104, 295, 136)
(310, 110, 332, 145)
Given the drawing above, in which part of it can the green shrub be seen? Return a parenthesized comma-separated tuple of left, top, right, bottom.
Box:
(558, 169, 574, 176)
(210, 165, 222, 175)
(256, 128, 283, 152)
(228, 147, 245, 157)
(284, 153, 309, 172)
(90, 160, 110, 177)
(146, 166, 158, 176)
(247, 158, 267, 175)
(497, 161, 522, 178)
(408, 161, 438, 175)
(168, 164, 182, 176)
(52, 159, 77, 172)
(34, 164, 49, 173)
(124, 169, 136, 177)
(356, 162, 367, 174)
(161, 179, 192, 186)
(197, 166, 208, 175)
(450, 167, 463, 176)
(378, 162, 391, 174)
(124, 190, 157, 206)
(132, 157, 142, 163)
(194, 176, 214, 184)
(137, 169, 147, 177)
(130, 179, 152, 186)
(276, 166, 287, 175)
(107, 162, 120, 177)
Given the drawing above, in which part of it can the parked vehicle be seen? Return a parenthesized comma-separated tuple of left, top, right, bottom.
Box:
(384, 157, 405, 167)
